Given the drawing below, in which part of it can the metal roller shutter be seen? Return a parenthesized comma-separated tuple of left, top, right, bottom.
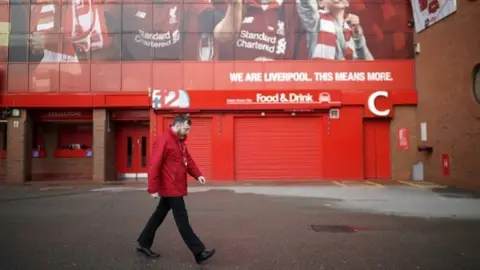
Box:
(163, 117, 213, 180)
(234, 116, 323, 180)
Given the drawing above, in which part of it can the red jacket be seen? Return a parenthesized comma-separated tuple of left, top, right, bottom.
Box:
(147, 128, 202, 197)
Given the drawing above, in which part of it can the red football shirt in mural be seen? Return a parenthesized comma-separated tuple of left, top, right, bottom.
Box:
(219, 0, 302, 61)
(105, 0, 218, 61)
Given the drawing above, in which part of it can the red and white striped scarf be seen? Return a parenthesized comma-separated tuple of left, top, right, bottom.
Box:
(30, 0, 110, 62)
(312, 13, 354, 60)
(30, 0, 111, 91)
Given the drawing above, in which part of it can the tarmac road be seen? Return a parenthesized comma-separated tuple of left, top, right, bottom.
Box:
(0, 186, 480, 270)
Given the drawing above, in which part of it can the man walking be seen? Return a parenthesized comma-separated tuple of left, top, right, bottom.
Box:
(137, 115, 215, 264)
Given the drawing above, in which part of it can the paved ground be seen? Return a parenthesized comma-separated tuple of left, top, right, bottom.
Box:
(1, 184, 480, 270)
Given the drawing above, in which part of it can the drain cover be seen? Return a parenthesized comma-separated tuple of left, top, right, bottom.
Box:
(311, 225, 357, 233)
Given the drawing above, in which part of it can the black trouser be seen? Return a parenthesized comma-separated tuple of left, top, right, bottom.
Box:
(137, 197, 205, 255)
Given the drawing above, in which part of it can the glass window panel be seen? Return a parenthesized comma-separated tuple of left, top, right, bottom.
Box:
(31, 4, 62, 33)
(9, 3, 30, 34)
(122, 4, 153, 33)
(102, 4, 122, 34)
(8, 33, 29, 62)
(127, 136, 132, 168)
(0, 123, 7, 151)
(121, 3, 153, 61)
(90, 33, 122, 61)
(121, 32, 154, 61)
(473, 65, 480, 104)
(141, 136, 147, 168)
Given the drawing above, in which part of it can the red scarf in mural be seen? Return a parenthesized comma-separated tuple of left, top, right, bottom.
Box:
(312, 13, 354, 60)
(30, 0, 110, 61)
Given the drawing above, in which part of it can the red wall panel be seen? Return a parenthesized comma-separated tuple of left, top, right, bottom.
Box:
(363, 120, 377, 179)
(213, 114, 235, 181)
(374, 120, 392, 179)
(322, 107, 364, 180)
(363, 119, 392, 179)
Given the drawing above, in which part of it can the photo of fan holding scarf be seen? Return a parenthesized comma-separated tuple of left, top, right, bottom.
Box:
(28, 0, 111, 91)
(296, 0, 374, 60)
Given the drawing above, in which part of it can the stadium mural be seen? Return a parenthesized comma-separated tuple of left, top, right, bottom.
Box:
(0, 0, 414, 92)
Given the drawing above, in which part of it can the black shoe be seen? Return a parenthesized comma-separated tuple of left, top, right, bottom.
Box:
(136, 245, 160, 258)
(195, 248, 216, 264)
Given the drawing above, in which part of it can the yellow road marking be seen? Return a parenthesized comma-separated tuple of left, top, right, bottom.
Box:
(333, 181, 384, 188)
(365, 181, 384, 188)
(397, 180, 446, 189)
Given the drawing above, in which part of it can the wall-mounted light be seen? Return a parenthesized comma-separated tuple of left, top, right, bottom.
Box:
(291, 112, 296, 116)
(420, 122, 427, 141)
(261, 112, 266, 116)
(11, 109, 20, 117)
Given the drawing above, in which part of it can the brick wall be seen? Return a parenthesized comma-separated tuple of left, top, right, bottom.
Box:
(0, 123, 6, 181)
(390, 106, 418, 180)
(415, 0, 480, 190)
(105, 118, 116, 181)
(6, 110, 32, 184)
(93, 109, 116, 182)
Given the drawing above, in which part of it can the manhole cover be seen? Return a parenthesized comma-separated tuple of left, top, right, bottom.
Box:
(311, 225, 357, 233)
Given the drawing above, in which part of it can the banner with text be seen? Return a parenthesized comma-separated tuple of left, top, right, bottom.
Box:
(411, 0, 457, 33)
(6, 60, 415, 92)
(150, 89, 344, 110)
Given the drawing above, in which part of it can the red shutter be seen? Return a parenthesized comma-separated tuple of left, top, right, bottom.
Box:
(163, 117, 213, 180)
(234, 116, 323, 180)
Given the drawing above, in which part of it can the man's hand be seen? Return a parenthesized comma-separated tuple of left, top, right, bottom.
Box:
(197, 176, 207, 185)
(150, 192, 159, 199)
(345, 14, 364, 38)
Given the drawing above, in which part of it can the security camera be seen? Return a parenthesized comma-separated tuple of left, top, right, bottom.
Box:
(2, 108, 11, 116)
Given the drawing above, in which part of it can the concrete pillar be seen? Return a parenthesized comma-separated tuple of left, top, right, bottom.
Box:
(93, 109, 115, 182)
(6, 109, 32, 184)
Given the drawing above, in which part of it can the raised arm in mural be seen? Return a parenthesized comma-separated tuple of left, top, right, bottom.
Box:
(296, 0, 373, 60)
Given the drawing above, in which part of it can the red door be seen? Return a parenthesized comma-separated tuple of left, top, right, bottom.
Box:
(116, 125, 150, 179)
(363, 119, 391, 179)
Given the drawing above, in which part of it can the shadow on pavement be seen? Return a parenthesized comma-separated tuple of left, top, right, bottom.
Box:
(431, 186, 480, 199)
